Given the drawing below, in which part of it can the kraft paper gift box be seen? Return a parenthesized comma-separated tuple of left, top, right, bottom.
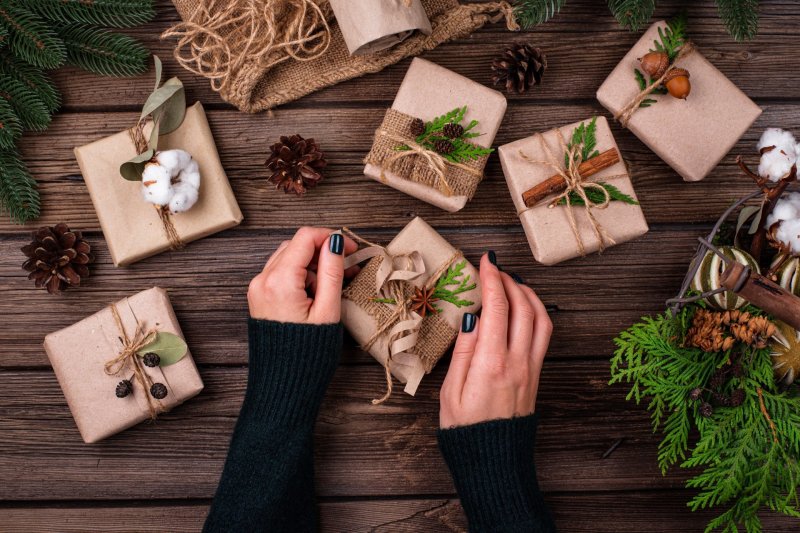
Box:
(329, 0, 432, 56)
(341, 217, 481, 397)
(597, 20, 762, 182)
(498, 116, 649, 266)
(44, 287, 204, 444)
(74, 102, 243, 266)
(364, 58, 507, 212)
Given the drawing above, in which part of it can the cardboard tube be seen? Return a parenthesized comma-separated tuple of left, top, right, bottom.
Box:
(329, 0, 432, 56)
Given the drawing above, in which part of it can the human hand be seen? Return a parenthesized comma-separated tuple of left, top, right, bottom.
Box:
(248, 227, 359, 324)
(440, 252, 552, 428)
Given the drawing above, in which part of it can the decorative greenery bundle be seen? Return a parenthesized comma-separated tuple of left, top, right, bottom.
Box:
(512, 0, 759, 42)
(0, 0, 154, 224)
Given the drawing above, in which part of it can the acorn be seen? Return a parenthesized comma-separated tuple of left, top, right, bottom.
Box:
(664, 68, 691, 99)
(638, 51, 670, 79)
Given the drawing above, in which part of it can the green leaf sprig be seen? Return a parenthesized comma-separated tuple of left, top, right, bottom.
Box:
(396, 106, 494, 164)
(372, 260, 476, 311)
(136, 331, 188, 366)
(632, 15, 687, 108)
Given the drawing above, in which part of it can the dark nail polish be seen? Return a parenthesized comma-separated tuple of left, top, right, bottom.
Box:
(329, 233, 344, 255)
(510, 272, 524, 284)
(487, 250, 498, 266)
(461, 313, 477, 333)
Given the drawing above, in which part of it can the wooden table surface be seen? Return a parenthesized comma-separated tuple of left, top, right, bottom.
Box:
(2, 1, 800, 531)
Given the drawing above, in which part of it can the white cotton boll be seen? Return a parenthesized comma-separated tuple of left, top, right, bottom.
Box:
(156, 149, 193, 178)
(758, 128, 797, 154)
(178, 167, 200, 190)
(769, 201, 797, 224)
(759, 148, 795, 182)
(141, 163, 173, 205)
(168, 182, 199, 213)
(774, 218, 800, 254)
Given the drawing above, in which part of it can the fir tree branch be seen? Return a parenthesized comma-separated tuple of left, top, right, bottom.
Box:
(512, 0, 567, 28)
(0, 76, 52, 131)
(607, 0, 656, 31)
(56, 23, 149, 77)
(0, 96, 22, 149)
(19, 0, 155, 29)
(0, 148, 39, 223)
(0, 49, 59, 113)
(0, 1, 66, 69)
(715, 0, 759, 42)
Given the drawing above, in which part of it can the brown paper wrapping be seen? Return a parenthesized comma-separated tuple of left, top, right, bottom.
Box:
(364, 58, 507, 212)
(341, 217, 481, 395)
(74, 102, 243, 266)
(44, 287, 204, 444)
(329, 0, 432, 56)
(597, 21, 762, 182)
(498, 116, 649, 266)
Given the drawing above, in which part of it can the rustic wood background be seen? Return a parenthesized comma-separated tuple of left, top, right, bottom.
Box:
(2, 0, 799, 530)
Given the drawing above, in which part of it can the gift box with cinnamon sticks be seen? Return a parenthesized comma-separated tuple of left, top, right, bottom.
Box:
(44, 287, 204, 444)
(341, 217, 481, 401)
(363, 58, 507, 212)
(498, 116, 649, 266)
(596, 20, 761, 182)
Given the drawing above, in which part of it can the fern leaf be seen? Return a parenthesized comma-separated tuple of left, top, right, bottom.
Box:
(0, 75, 51, 131)
(716, 0, 759, 42)
(0, 1, 66, 69)
(19, 0, 155, 29)
(512, 0, 567, 28)
(0, 148, 39, 223)
(0, 96, 22, 149)
(55, 23, 149, 77)
(607, 0, 656, 31)
(0, 49, 59, 112)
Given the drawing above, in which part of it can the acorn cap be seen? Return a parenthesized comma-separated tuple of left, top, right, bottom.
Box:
(663, 67, 690, 83)
(638, 51, 670, 79)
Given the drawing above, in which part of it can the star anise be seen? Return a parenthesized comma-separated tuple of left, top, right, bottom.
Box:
(410, 286, 439, 318)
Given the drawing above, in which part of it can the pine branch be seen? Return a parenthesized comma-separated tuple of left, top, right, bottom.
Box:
(0, 49, 59, 113)
(607, 0, 656, 31)
(512, 0, 567, 28)
(0, 148, 39, 223)
(716, 0, 759, 42)
(0, 75, 52, 131)
(0, 96, 22, 149)
(19, 0, 155, 29)
(56, 23, 149, 77)
(0, 1, 66, 69)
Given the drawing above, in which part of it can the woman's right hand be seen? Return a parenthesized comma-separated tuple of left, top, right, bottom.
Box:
(440, 252, 552, 428)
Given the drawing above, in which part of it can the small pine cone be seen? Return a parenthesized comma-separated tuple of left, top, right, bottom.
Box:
(491, 43, 547, 94)
(409, 118, 426, 137)
(712, 392, 731, 406)
(434, 139, 455, 155)
(443, 123, 464, 139)
(150, 382, 168, 399)
(142, 352, 160, 367)
(699, 402, 714, 418)
(264, 134, 327, 196)
(689, 387, 702, 401)
(730, 388, 746, 407)
(21, 223, 94, 295)
(731, 363, 744, 378)
(709, 370, 727, 389)
(115, 379, 133, 398)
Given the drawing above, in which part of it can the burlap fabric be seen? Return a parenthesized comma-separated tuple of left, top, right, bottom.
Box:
(343, 255, 457, 373)
(168, 0, 516, 112)
(364, 108, 488, 198)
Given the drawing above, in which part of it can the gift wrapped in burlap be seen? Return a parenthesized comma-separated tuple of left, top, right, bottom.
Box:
(328, 0, 432, 56)
(341, 217, 481, 400)
(44, 287, 204, 444)
(597, 21, 762, 182)
(363, 58, 507, 212)
(164, 0, 517, 112)
(74, 102, 243, 267)
(498, 116, 649, 266)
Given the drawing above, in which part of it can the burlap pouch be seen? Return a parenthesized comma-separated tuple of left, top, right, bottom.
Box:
(166, 0, 517, 112)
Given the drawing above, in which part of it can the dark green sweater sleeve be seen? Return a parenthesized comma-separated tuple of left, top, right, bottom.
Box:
(203, 319, 342, 533)
(438, 414, 556, 532)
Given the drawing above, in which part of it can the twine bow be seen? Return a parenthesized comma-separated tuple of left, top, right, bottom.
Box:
(615, 42, 695, 127)
(344, 229, 460, 404)
(376, 130, 484, 197)
(103, 304, 163, 419)
(162, 0, 330, 94)
(519, 131, 621, 256)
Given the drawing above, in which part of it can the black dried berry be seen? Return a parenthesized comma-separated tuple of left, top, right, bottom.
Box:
(409, 118, 425, 137)
(434, 139, 455, 155)
(443, 122, 464, 139)
(699, 402, 714, 418)
(142, 352, 160, 367)
(150, 382, 168, 400)
(688, 387, 702, 401)
(730, 388, 746, 407)
(115, 379, 133, 398)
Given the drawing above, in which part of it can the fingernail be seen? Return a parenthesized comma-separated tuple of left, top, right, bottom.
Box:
(329, 233, 344, 255)
(487, 250, 498, 267)
(461, 313, 477, 333)
(510, 272, 524, 284)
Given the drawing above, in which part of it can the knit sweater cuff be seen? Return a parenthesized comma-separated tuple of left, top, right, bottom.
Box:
(243, 318, 342, 428)
(438, 414, 554, 532)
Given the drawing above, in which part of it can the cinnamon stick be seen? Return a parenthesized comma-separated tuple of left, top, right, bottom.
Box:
(522, 148, 621, 208)
(720, 261, 800, 331)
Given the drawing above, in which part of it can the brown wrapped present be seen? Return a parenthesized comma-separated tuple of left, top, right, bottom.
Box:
(328, 0, 432, 56)
(498, 116, 649, 266)
(597, 20, 762, 182)
(341, 217, 481, 401)
(74, 102, 243, 266)
(44, 287, 203, 443)
(364, 58, 507, 212)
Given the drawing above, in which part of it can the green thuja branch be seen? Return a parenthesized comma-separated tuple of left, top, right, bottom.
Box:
(432, 260, 476, 309)
(631, 15, 686, 108)
(558, 182, 638, 206)
(397, 106, 494, 164)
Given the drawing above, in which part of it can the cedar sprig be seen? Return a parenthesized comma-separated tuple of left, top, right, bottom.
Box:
(397, 106, 494, 164)
(431, 260, 476, 309)
(558, 182, 638, 207)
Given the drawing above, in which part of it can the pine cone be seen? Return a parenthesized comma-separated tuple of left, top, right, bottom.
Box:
(443, 123, 464, 139)
(142, 353, 160, 367)
(434, 139, 455, 155)
(491, 44, 547, 94)
(115, 380, 133, 398)
(689, 387, 702, 401)
(150, 382, 168, 399)
(699, 402, 714, 418)
(730, 388, 746, 407)
(265, 135, 327, 196)
(410, 118, 426, 137)
(21, 223, 94, 295)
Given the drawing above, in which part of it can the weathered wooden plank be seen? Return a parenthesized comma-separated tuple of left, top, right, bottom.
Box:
(6, 103, 796, 233)
(0, 362, 688, 500)
(1, 227, 696, 367)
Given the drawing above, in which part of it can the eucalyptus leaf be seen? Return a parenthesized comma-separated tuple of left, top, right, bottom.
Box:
(120, 148, 155, 181)
(148, 119, 160, 151)
(156, 79, 186, 135)
(748, 206, 764, 235)
(153, 55, 163, 93)
(140, 82, 184, 121)
(736, 205, 761, 235)
(137, 331, 188, 366)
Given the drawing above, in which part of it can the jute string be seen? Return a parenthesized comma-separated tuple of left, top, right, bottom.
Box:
(615, 42, 695, 127)
(518, 130, 623, 257)
(343, 228, 460, 404)
(162, 0, 330, 94)
(129, 122, 185, 250)
(103, 304, 163, 419)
